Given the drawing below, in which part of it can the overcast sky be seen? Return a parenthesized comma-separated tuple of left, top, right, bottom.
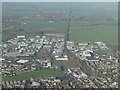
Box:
(2, 0, 120, 2)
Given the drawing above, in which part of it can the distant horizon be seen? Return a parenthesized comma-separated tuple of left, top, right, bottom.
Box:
(2, 0, 120, 2)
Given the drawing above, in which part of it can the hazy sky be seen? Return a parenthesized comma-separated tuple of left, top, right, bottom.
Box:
(2, 0, 120, 2)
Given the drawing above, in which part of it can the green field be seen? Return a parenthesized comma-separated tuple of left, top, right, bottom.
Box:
(113, 76, 120, 82)
(3, 19, 118, 46)
(3, 69, 64, 81)
(70, 25, 118, 46)
(2, 2, 118, 46)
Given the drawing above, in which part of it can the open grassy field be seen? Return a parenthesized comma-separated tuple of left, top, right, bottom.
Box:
(3, 69, 64, 81)
(2, 2, 118, 46)
(70, 24, 118, 45)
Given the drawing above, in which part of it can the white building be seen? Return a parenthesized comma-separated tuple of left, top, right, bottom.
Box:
(17, 36, 26, 38)
(17, 60, 29, 64)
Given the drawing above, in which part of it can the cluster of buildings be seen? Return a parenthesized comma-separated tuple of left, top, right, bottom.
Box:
(2, 35, 54, 76)
(2, 77, 62, 89)
(66, 68, 97, 88)
(85, 59, 118, 88)
(0, 35, 119, 89)
(52, 38, 68, 61)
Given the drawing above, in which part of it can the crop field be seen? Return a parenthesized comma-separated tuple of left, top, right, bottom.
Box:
(2, 2, 118, 46)
(3, 69, 64, 81)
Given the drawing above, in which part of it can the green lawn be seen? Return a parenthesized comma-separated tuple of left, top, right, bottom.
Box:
(3, 69, 64, 81)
